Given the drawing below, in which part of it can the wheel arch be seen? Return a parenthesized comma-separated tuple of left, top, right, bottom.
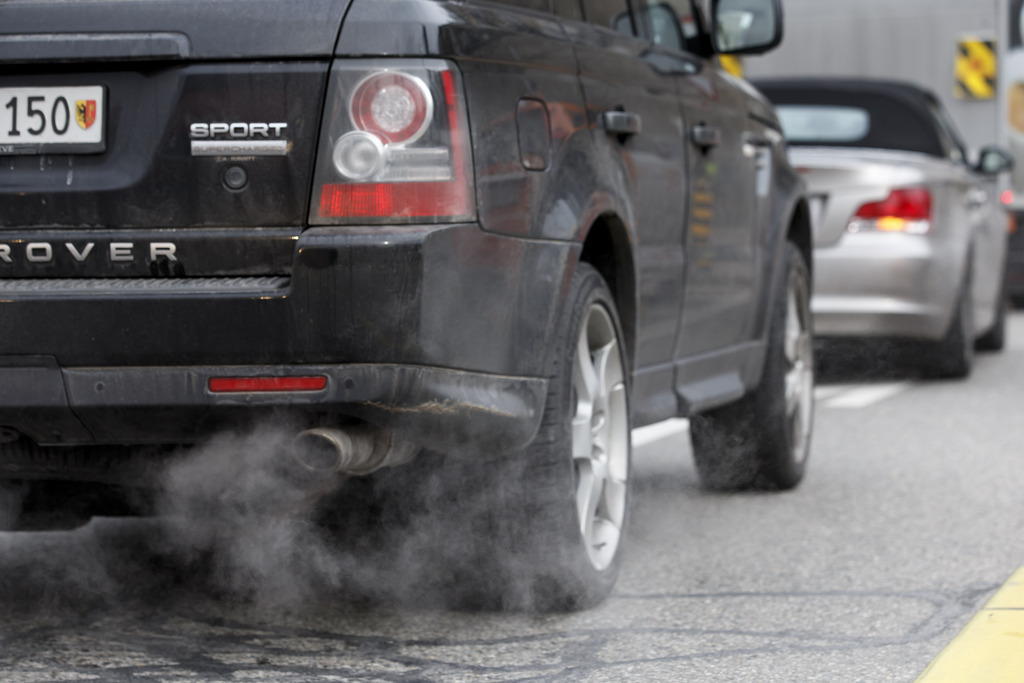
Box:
(756, 195, 814, 341)
(763, 195, 814, 334)
(742, 194, 814, 393)
(579, 213, 638, 371)
(787, 196, 813, 278)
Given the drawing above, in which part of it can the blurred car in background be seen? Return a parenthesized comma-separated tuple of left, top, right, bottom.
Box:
(754, 78, 1014, 378)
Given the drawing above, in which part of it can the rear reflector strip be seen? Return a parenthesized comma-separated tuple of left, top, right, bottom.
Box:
(209, 376, 328, 393)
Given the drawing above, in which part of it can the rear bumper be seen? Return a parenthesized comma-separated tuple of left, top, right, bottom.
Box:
(0, 224, 570, 371)
(0, 222, 570, 452)
(0, 359, 547, 453)
(811, 232, 959, 340)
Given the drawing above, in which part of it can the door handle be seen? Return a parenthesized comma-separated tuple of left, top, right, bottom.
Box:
(691, 124, 720, 149)
(601, 110, 642, 137)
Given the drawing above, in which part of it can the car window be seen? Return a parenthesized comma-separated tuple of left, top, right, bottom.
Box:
(581, 0, 636, 35)
(632, 0, 701, 51)
(927, 100, 968, 164)
(756, 84, 946, 158)
(775, 105, 871, 144)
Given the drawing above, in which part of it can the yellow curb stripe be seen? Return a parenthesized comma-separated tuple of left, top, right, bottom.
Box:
(917, 567, 1024, 682)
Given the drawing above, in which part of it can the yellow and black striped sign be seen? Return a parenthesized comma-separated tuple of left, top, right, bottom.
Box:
(954, 38, 997, 100)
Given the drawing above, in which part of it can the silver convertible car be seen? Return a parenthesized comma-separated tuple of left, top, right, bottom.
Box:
(754, 78, 1013, 378)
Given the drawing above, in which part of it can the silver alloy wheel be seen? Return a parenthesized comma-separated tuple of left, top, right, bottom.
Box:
(783, 272, 814, 466)
(571, 302, 629, 572)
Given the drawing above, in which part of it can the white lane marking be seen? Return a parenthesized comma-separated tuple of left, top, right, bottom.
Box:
(819, 382, 913, 409)
(813, 385, 848, 400)
(631, 417, 689, 448)
(632, 383, 912, 447)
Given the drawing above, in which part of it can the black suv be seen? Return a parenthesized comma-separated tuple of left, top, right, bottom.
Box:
(0, 0, 813, 609)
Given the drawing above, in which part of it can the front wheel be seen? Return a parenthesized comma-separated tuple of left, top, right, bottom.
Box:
(690, 241, 814, 491)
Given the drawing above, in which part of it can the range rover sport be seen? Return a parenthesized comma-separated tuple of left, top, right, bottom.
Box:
(0, 0, 813, 609)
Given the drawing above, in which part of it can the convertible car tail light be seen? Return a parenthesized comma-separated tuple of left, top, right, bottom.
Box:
(849, 187, 932, 235)
(311, 60, 475, 224)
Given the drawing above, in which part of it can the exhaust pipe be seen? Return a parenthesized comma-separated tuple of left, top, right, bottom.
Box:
(260, 425, 418, 517)
(291, 425, 416, 478)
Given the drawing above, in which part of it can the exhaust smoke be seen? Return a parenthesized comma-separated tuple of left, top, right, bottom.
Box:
(0, 419, 553, 616)
(155, 422, 357, 610)
(152, 419, 454, 611)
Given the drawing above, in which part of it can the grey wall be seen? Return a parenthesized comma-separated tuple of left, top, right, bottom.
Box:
(745, 0, 1004, 155)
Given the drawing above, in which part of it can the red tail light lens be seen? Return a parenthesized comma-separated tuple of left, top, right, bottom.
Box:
(318, 180, 469, 218)
(849, 188, 931, 234)
(855, 188, 931, 220)
(350, 71, 433, 145)
(310, 60, 475, 225)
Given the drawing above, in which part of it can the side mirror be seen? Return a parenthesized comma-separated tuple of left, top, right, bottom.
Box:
(976, 146, 1014, 175)
(711, 0, 782, 55)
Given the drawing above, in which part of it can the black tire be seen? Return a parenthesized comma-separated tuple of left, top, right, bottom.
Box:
(975, 285, 1007, 352)
(461, 262, 632, 611)
(921, 271, 974, 378)
(690, 242, 814, 491)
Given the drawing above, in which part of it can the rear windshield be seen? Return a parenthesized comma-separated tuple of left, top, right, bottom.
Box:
(756, 85, 944, 157)
(776, 105, 870, 144)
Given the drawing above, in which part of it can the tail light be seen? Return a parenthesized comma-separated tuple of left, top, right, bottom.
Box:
(310, 60, 475, 224)
(350, 71, 433, 145)
(847, 188, 932, 235)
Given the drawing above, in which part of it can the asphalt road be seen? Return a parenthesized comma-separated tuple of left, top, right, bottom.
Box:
(2, 314, 1024, 682)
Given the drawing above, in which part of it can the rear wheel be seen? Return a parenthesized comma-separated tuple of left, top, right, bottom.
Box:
(975, 278, 1007, 352)
(336, 263, 631, 612)
(690, 242, 814, 491)
(921, 271, 974, 378)
(472, 262, 631, 611)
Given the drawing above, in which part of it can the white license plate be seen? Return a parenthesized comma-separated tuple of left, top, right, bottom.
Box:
(0, 85, 105, 155)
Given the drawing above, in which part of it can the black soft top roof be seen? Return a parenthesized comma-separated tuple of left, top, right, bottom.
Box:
(751, 77, 946, 157)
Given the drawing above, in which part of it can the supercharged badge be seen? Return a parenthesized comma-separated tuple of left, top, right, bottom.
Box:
(189, 121, 290, 157)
